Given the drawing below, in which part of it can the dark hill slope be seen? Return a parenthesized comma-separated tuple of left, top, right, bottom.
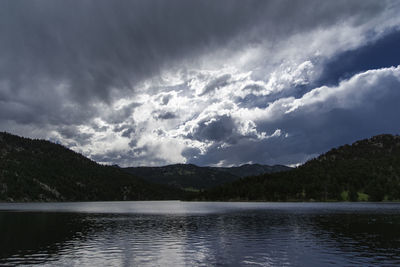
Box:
(200, 134, 400, 201)
(0, 132, 184, 201)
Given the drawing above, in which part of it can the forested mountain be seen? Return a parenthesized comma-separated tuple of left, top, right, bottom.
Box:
(199, 134, 400, 202)
(2, 131, 399, 202)
(209, 164, 292, 178)
(123, 163, 291, 190)
(0, 132, 185, 201)
(123, 164, 238, 190)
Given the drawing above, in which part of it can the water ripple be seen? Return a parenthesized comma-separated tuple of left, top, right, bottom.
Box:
(1, 202, 400, 266)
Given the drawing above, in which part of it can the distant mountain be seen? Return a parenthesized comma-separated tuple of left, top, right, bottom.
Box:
(123, 163, 291, 190)
(123, 164, 238, 190)
(199, 134, 400, 202)
(209, 164, 292, 178)
(0, 132, 185, 202)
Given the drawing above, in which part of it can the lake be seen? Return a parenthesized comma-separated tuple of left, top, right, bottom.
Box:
(0, 201, 399, 266)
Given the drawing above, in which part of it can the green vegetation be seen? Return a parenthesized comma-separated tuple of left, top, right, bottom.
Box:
(0, 132, 187, 201)
(357, 192, 369, 201)
(197, 134, 400, 202)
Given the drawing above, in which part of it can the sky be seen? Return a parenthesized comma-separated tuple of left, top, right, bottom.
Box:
(1, 0, 400, 167)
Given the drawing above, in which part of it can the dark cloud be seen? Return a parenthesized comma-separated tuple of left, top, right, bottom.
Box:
(0, 0, 387, 124)
(91, 144, 170, 167)
(153, 111, 178, 120)
(58, 126, 93, 146)
(0, 0, 396, 167)
(316, 30, 400, 87)
(190, 115, 236, 142)
(0, 0, 386, 103)
(0, 90, 98, 126)
(91, 124, 109, 133)
(113, 124, 138, 139)
(0, 0, 263, 105)
(188, 68, 400, 166)
(121, 128, 134, 138)
(160, 95, 173, 105)
(104, 103, 140, 124)
(128, 139, 138, 148)
(200, 74, 231, 96)
(189, 115, 260, 145)
(236, 94, 271, 109)
(181, 146, 202, 160)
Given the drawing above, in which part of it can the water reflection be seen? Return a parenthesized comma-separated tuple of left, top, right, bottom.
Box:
(0, 202, 399, 266)
(310, 214, 400, 265)
(0, 212, 93, 265)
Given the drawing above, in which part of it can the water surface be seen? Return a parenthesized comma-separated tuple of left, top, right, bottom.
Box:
(0, 201, 399, 266)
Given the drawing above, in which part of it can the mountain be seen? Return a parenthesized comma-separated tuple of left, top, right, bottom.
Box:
(209, 164, 292, 178)
(123, 164, 238, 190)
(5, 131, 398, 202)
(123, 164, 291, 190)
(0, 132, 185, 202)
(199, 134, 400, 202)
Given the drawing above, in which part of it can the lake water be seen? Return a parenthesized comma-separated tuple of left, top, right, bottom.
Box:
(0, 201, 399, 266)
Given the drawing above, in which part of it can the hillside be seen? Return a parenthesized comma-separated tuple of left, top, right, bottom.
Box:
(0, 132, 185, 201)
(123, 163, 291, 190)
(199, 134, 400, 202)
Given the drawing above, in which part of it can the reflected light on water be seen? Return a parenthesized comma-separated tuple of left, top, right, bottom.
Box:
(0, 202, 400, 266)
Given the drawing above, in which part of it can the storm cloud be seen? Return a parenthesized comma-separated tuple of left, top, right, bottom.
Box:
(1, 0, 400, 166)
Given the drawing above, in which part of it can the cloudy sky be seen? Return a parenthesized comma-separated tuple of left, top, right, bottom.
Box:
(1, 0, 400, 167)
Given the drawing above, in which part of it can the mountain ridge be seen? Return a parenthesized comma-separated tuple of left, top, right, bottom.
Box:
(0, 132, 186, 202)
(1, 131, 399, 202)
(198, 134, 400, 201)
(123, 163, 291, 190)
